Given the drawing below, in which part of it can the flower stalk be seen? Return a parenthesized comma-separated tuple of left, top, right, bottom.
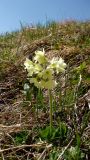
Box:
(49, 89, 53, 134)
(24, 49, 66, 133)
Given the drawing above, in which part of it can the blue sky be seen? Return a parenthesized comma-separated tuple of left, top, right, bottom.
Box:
(0, 0, 90, 33)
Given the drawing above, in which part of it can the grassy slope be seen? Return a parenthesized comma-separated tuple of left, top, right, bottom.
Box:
(0, 21, 90, 159)
(0, 21, 90, 103)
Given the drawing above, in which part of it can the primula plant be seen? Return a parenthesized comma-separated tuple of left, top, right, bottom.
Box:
(24, 49, 66, 134)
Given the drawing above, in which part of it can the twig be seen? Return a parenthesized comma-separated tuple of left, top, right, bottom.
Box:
(38, 144, 52, 160)
(1, 153, 5, 160)
(57, 137, 74, 160)
(38, 148, 46, 160)
(0, 124, 21, 133)
(0, 142, 47, 153)
(6, 133, 15, 144)
(0, 146, 5, 160)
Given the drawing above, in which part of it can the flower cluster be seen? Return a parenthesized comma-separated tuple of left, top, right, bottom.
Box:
(24, 49, 66, 89)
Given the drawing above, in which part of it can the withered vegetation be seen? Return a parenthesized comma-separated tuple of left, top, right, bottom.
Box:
(0, 21, 90, 159)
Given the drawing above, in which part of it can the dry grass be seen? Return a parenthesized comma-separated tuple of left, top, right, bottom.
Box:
(0, 21, 90, 159)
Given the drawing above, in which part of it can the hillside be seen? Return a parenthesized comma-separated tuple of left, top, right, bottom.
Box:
(0, 21, 90, 159)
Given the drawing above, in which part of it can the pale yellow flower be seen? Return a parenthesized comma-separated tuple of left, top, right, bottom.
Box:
(27, 69, 34, 76)
(24, 58, 34, 70)
(42, 68, 53, 80)
(24, 58, 35, 76)
(24, 49, 66, 90)
(34, 50, 47, 64)
(41, 79, 57, 89)
(49, 57, 59, 68)
(58, 58, 67, 70)
(30, 78, 41, 88)
(49, 57, 66, 73)
(34, 63, 43, 73)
